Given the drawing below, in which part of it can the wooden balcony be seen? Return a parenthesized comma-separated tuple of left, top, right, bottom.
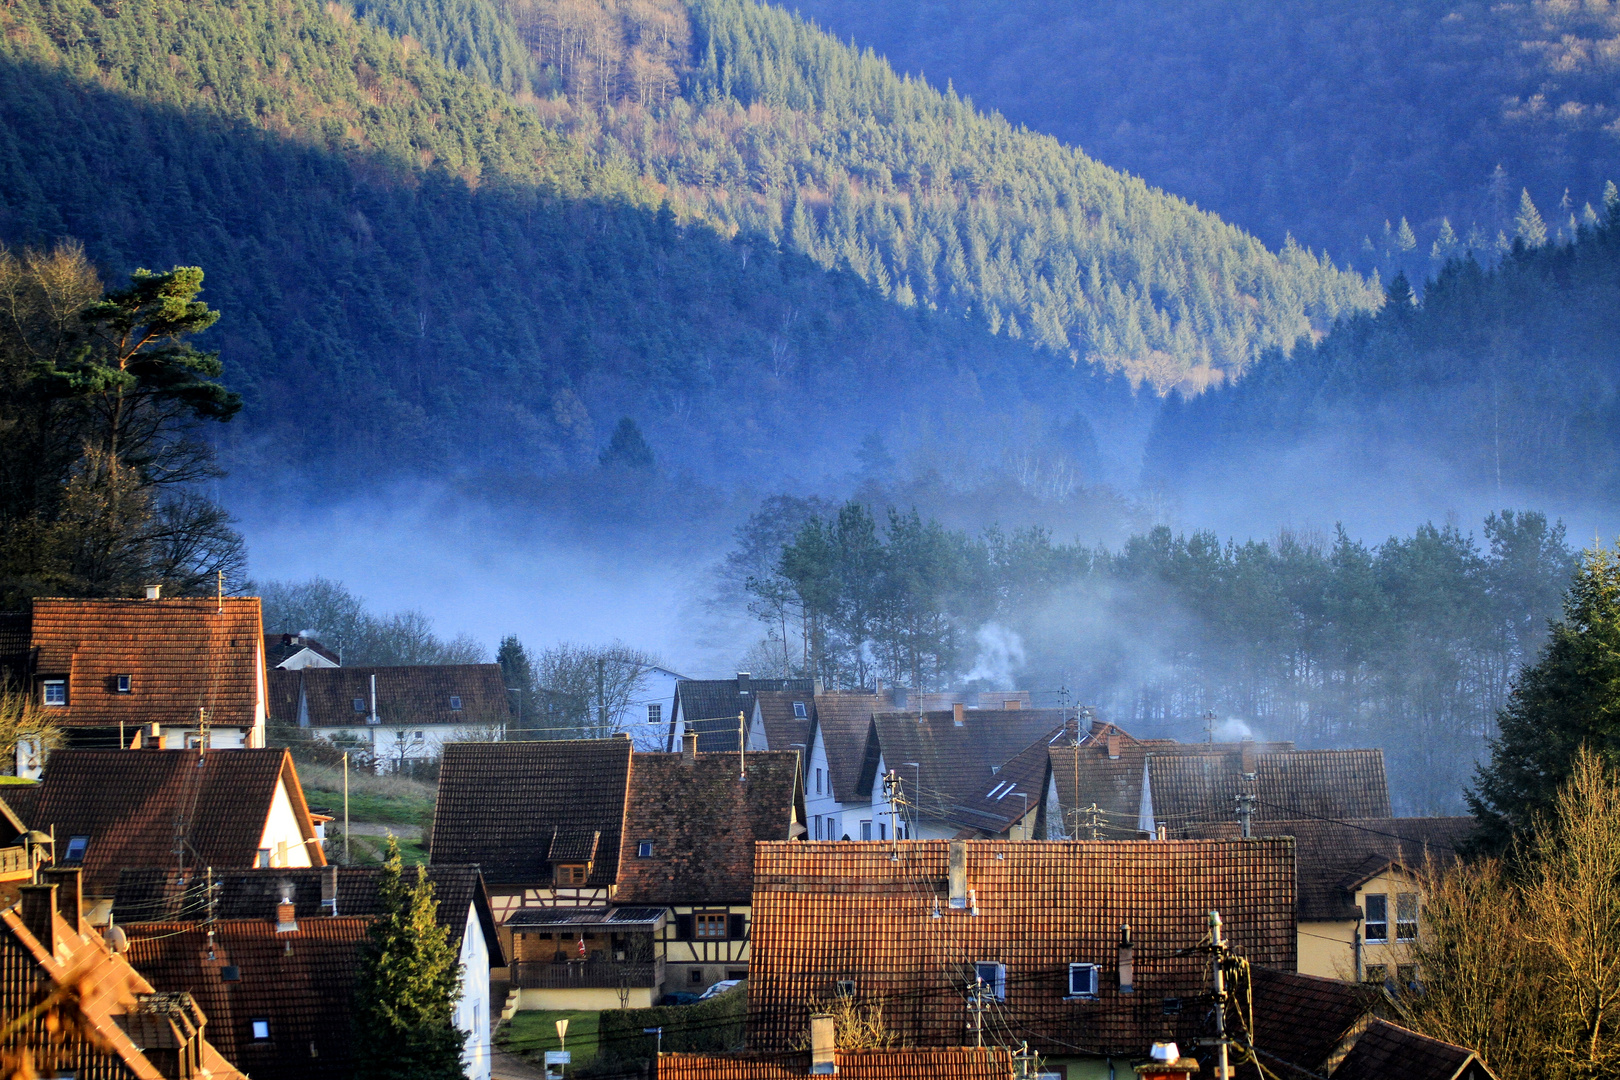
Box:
(510, 957, 665, 990)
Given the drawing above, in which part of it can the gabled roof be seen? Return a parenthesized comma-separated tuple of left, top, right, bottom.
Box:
(113, 864, 504, 965)
(0, 781, 38, 837)
(678, 678, 815, 752)
(125, 917, 370, 1080)
(1188, 817, 1473, 922)
(431, 739, 632, 886)
(29, 597, 264, 729)
(269, 663, 511, 727)
(265, 633, 339, 668)
(30, 748, 321, 895)
(0, 610, 31, 675)
(751, 690, 814, 755)
(811, 692, 885, 802)
(947, 730, 1059, 836)
(746, 838, 1296, 1056)
(867, 709, 1066, 831)
(1246, 966, 1375, 1078)
(657, 1048, 1017, 1079)
(1330, 1019, 1497, 1080)
(615, 751, 803, 906)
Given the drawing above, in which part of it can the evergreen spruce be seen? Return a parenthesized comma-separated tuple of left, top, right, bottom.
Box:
(599, 417, 655, 471)
(1467, 541, 1620, 852)
(353, 839, 466, 1080)
(1514, 189, 1548, 248)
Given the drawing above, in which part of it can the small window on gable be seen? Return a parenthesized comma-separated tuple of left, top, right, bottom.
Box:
(42, 680, 65, 707)
(793, 701, 807, 718)
(637, 841, 654, 858)
(555, 864, 588, 886)
(1067, 963, 1099, 999)
(647, 703, 662, 726)
(449, 696, 462, 711)
(816, 768, 823, 795)
(974, 962, 1006, 1001)
(64, 835, 88, 862)
(257, 849, 272, 869)
(1364, 894, 1389, 943)
(352, 698, 366, 713)
(115, 674, 131, 693)
(251, 1019, 271, 1041)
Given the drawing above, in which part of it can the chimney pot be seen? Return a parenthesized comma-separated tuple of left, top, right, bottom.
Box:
(143, 584, 162, 600)
(952, 702, 965, 727)
(809, 1013, 837, 1074)
(947, 840, 968, 908)
(40, 868, 83, 930)
(1240, 738, 1257, 776)
(736, 672, 751, 694)
(682, 731, 698, 765)
(276, 901, 297, 933)
(19, 883, 57, 953)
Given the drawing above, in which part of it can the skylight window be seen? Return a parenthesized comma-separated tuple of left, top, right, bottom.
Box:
(1067, 963, 1099, 999)
(115, 674, 131, 693)
(638, 841, 654, 858)
(793, 701, 807, 718)
(449, 696, 462, 711)
(352, 697, 365, 713)
(64, 835, 88, 861)
(251, 1019, 271, 1041)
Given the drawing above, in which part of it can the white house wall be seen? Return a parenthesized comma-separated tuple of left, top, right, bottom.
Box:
(456, 903, 493, 1080)
(257, 778, 316, 868)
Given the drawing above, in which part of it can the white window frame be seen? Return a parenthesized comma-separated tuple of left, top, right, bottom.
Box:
(974, 962, 1007, 1001)
(448, 696, 462, 711)
(115, 674, 132, 693)
(1364, 893, 1389, 943)
(793, 701, 808, 718)
(648, 703, 662, 726)
(1067, 963, 1099, 999)
(42, 680, 65, 706)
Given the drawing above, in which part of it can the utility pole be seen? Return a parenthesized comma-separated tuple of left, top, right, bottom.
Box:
(342, 751, 350, 865)
(196, 707, 209, 758)
(597, 657, 606, 735)
(1204, 710, 1216, 745)
(966, 976, 989, 1048)
(738, 710, 747, 780)
(882, 770, 900, 854)
(1208, 910, 1233, 1080)
(1086, 803, 1101, 841)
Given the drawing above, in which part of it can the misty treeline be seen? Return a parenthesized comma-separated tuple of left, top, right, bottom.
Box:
(258, 578, 487, 667)
(731, 498, 1578, 812)
(787, 0, 1620, 275)
(0, 242, 245, 608)
(1151, 195, 1620, 500)
(352, 0, 1376, 395)
(496, 636, 665, 746)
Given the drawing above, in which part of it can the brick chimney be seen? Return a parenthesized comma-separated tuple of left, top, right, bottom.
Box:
(276, 884, 297, 933)
(1003, 698, 1021, 711)
(1240, 738, 1257, 777)
(40, 868, 83, 930)
(952, 702, 965, 727)
(736, 672, 751, 694)
(320, 864, 339, 916)
(683, 730, 699, 766)
(809, 1013, 837, 1075)
(948, 840, 968, 909)
(19, 882, 58, 953)
(1106, 733, 1121, 760)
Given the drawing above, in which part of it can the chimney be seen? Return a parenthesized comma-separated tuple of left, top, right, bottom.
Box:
(320, 864, 339, 917)
(41, 868, 82, 930)
(1117, 924, 1134, 995)
(1107, 733, 1121, 760)
(952, 702, 965, 727)
(1064, 715, 1079, 743)
(809, 1013, 837, 1074)
(19, 883, 57, 953)
(947, 840, 968, 908)
(736, 672, 751, 694)
(874, 677, 883, 695)
(682, 730, 698, 766)
(1134, 1043, 1200, 1080)
(1240, 738, 1257, 776)
(276, 883, 297, 933)
(143, 584, 162, 600)
(892, 686, 908, 709)
(1003, 699, 1021, 711)
(813, 677, 824, 695)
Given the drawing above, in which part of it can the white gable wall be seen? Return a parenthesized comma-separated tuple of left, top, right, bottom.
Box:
(257, 777, 315, 868)
(456, 902, 493, 1080)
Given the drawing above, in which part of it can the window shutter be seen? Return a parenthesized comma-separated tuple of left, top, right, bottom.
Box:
(728, 913, 746, 940)
(675, 914, 694, 940)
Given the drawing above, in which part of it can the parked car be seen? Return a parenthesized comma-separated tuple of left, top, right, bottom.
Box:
(658, 992, 700, 1007)
(697, 979, 743, 1000)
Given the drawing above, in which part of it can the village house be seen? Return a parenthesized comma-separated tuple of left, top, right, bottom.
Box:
(0, 866, 246, 1079)
(431, 735, 803, 1010)
(116, 864, 503, 1080)
(267, 663, 512, 769)
(1189, 816, 1474, 983)
(669, 674, 816, 752)
(658, 1047, 1020, 1080)
(5, 595, 269, 769)
(744, 837, 1297, 1078)
(265, 632, 340, 669)
(21, 748, 324, 924)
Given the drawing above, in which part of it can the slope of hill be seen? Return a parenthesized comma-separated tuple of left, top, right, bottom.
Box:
(1146, 213, 1620, 505)
(787, 0, 1620, 281)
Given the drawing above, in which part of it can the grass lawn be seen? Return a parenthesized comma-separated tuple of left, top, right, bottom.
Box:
(499, 1010, 600, 1066)
(297, 763, 435, 825)
(337, 832, 429, 866)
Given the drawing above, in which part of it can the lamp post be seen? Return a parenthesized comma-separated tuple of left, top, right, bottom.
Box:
(507, 687, 524, 739)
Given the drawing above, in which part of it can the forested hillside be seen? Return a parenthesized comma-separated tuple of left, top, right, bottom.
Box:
(788, 0, 1620, 284)
(1147, 209, 1620, 502)
(358, 0, 1375, 392)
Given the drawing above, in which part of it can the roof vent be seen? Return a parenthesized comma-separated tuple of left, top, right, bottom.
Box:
(143, 584, 162, 600)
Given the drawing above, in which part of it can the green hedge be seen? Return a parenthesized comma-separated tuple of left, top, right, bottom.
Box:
(594, 984, 747, 1064)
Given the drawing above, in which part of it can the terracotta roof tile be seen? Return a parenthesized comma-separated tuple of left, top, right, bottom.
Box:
(1330, 1018, 1495, 1080)
(1246, 966, 1374, 1077)
(269, 663, 512, 728)
(745, 838, 1296, 1057)
(1188, 818, 1473, 922)
(431, 739, 632, 886)
(125, 917, 371, 1080)
(616, 752, 802, 906)
(30, 748, 319, 896)
(657, 1047, 1016, 1079)
(872, 712, 1066, 834)
(30, 597, 264, 729)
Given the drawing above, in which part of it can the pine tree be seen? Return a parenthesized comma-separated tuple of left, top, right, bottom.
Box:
(1430, 218, 1457, 261)
(1395, 216, 1417, 253)
(353, 839, 466, 1080)
(1383, 271, 1415, 315)
(599, 417, 655, 470)
(1467, 541, 1620, 852)
(1514, 189, 1547, 248)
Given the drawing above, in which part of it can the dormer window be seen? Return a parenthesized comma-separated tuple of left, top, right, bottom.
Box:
(115, 674, 132, 693)
(449, 696, 462, 711)
(793, 701, 807, 718)
(251, 1018, 271, 1041)
(555, 864, 589, 886)
(64, 835, 88, 861)
(42, 680, 65, 706)
(1067, 963, 1099, 999)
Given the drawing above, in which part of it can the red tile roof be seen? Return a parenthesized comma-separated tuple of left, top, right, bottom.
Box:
(1330, 1019, 1496, 1080)
(431, 739, 633, 886)
(30, 748, 321, 895)
(269, 663, 512, 728)
(657, 1047, 1016, 1079)
(29, 597, 265, 730)
(616, 752, 803, 906)
(124, 917, 371, 1080)
(1245, 966, 1375, 1078)
(745, 838, 1296, 1056)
